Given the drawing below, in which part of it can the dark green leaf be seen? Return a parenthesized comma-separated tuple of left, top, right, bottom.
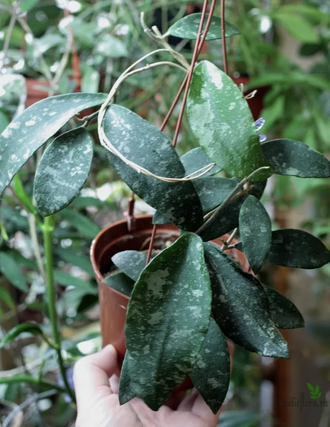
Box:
(0, 323, 44, 348)
(0, 93, 106, 196)
(262, 139, 330, 178)
(111, 250, 147, 281)
(204, 244, 289, 358)
(54, 270, 96, 294)
(34, 128, 93, 216)
(54, 247, 94, 276)
(239, 195, 271, 274)
(190, 319, 230, 414)
(153, 210, 171, 226)
(0, 252, 28, 292)
(119, 233, 212, 410)
(263, 285, 304, 329)
(267, 229, 330, 269)
(59, 208, 100, 239)
(194, 177, 237, 214)
(13, 175, 37, 215)
(307, 383, 315, 392)
(103, 272, 135, 297)
(187, 61, 272, 180)
(168, 13, 240, 40)
(103, 105, 203, 231)
(181, 147, 221, 177)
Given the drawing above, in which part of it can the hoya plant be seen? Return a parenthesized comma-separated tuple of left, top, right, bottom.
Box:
(1, 2, 330, 414)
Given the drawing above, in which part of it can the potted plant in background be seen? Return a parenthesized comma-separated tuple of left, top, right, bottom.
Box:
(1, 0, 330, 416)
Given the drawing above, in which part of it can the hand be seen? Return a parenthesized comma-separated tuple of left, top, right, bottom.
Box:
(74, 345, 224, 427)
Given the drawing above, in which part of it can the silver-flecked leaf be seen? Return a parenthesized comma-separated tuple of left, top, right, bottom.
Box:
(239, 195, 271, 274)
(204, 243, 289, 358)
(111, 250, 147, 281)
(267, 229, 330, 269)
(0, 93, 106, 196)
(181, 147, 221, 177)
(263, 285, 304, 329)
(103, 272, 135, 297)
(262, 139, 330, 177)
(190, 319, 230, 414)
(187, 61, 272, 180)
(102, 105, 203, 231)
(34, 128, 93, 216)
(119, 233, 212, 410)
(168, 13, 240, 40)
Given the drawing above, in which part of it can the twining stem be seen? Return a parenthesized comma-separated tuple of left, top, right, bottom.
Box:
(42, 215, 75, 403)
(196, 167, 270, 236)
(221, 0, 229, 74)
(0, 375, 66, 394)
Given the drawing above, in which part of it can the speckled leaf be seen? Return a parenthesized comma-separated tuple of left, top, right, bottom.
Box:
(194, 177, 237, 214)
(168, 13, 240, 40)
(111, 250, 147, 281)
(34, 128, 93, 216)
(103, 272, 135, 297)
(267, 229, 330, 269)
(263, 285, 304, 329)
(190, 319, 230, 414)
(119, 233, 212, 410)
(262, 139, 330, 177)
(153, 210, 171, 225)
(198, 180, 267, 242)
(103, 105, 203, 231)
(181, 147, 221, 177)
(187, 61, 272, 180)
(204, 243, 289, 358)
(239, 196, 271, 274)
(0, 93, 106, 196)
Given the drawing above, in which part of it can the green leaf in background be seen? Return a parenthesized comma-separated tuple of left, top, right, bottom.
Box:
(180, 147, 221, 177)
(267, 229, 330, 269)
(59, 209, 100, 239)
(187, 61, 272, 180)
(262, 285, 304, 329)
(273, 12, 319, 43)
(204, 244, 289, 358)
(95, 34, 129, 58)
(168, 13, 240, 40)
(239, 195, 271, 274)
(103, 105, 203, 231)
(103, 272, 135, 297)
(53, 270, 96, 294)
(81, 65, 100, 93)
(0, 286, 15, 310)
(111, 250, 147, 281)
(13, 175, 37, 215)
(34, 128, 93, 217)
(119, 233, 212, 410)
(0, 323, 44, 348)
(262, 139, 330, 178)
(54, 247, 94, 276)
(307, 383, 314, 392)
(0, 93, 106, 196)
(190, 319, 230, 414)
(20, 0, 40, 13)
(218, 411, 264, 427)
(0, 252, 28, 293)
(0, 111, 9, 134)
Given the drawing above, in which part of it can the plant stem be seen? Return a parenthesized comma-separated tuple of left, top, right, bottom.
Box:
(0, 375, 66, 393)
(0, 1, 21, 72)
(221, 0, 229, 74)
(42, 215, 76, 403)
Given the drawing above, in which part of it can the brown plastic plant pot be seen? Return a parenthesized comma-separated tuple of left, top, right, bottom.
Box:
(91, 214, 250, 358)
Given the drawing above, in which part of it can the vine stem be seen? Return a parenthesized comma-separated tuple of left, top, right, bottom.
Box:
(42, 216, 76, 403)
(221, 0, 229, 74)
(0, 375, 66, 394)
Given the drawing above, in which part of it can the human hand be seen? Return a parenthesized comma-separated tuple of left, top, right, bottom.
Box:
(74, 344, 226, 427)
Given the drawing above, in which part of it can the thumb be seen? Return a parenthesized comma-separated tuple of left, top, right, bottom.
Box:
(73, 345, 118, 408)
